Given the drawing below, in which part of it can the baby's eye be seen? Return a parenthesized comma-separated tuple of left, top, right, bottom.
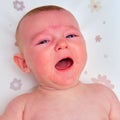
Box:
(66, 34, 77, 38)
(37, 40, 49, 45)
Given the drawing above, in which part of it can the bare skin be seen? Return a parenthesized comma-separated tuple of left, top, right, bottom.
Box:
(1, 83, 120, 120)
(1, 7, 120, 120)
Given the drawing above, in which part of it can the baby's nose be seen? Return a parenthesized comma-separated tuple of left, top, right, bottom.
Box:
(55, 39, 68, 52)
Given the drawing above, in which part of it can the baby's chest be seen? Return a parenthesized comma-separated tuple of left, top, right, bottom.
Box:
(24, 103, 109, 120)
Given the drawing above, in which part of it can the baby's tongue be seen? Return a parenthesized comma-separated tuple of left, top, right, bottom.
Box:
(55, 58, 73, 70)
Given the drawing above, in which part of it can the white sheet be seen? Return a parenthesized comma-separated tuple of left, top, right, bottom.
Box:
(0, 0, 120, 114)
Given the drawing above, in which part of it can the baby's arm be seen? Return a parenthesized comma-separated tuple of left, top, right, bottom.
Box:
(108, 90, 120, 120)
(0, 95, 26, 120)
(93, 84, 120, 119)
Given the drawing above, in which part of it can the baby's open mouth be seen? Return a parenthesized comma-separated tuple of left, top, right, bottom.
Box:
(55, 57, 73, 70)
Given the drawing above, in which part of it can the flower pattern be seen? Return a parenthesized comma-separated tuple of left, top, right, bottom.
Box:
(91, 74, 114, 89)
(88, 0, 102, 12)
(13, 0, 25, 11)
(10, 78, 23, 91)
(95, 35, 102, 42)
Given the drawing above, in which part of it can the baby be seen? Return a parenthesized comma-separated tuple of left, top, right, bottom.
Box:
(0, 5, 120, 120)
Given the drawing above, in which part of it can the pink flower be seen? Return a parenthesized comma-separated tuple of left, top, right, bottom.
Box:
(13, 0, 25, 11)
(95, 35, 102, 42)
(91, 74, 114, 89)
(88, 0, 102, 12)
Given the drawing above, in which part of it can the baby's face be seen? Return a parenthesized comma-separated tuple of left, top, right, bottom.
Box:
(17, 10, 87, 89)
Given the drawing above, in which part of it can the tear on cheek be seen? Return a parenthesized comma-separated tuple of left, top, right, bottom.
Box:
(55, 58, 73, 70)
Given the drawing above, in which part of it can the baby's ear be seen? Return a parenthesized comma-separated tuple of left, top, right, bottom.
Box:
(13, 53, 31, 73)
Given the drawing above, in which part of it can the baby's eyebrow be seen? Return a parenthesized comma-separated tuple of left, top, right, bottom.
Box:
(30, 29, 47, 41)
(30, 25, 79, 41)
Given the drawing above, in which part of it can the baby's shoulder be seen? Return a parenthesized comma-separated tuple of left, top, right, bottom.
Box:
(6, 93, 29, 111)
(1, 93, 31, 119)
(87, 83, 113, 94)
(85, 83, 119, 101)
(85, 83, 120, 119)
(86, 83, 112, 92)
(10, 93, 30, 106)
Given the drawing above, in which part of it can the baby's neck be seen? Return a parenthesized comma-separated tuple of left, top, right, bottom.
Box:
(36, 82, 83, 100)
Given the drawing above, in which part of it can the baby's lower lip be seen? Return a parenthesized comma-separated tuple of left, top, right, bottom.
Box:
(55, 58, 73, 71)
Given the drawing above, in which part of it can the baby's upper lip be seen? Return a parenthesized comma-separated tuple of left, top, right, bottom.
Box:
(55, 56, 74, 70)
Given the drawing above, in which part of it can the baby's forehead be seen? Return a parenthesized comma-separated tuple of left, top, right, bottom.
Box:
(23, 9, 72, 21)
(20, 10, 79, 29)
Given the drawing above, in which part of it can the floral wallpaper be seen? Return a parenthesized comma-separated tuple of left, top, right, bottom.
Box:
(0, 0, 120, 114)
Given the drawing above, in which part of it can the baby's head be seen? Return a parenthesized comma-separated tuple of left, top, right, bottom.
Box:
(14, 5, 87, 90)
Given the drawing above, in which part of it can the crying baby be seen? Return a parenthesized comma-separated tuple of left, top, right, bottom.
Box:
(1, 5, 120, 120)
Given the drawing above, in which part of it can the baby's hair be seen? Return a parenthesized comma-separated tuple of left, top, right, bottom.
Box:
(15, 5, 67, 48)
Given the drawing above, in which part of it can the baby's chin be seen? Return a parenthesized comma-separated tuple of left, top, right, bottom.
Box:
(56, 81, 81, 90)
(50, 76, 81, 90)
